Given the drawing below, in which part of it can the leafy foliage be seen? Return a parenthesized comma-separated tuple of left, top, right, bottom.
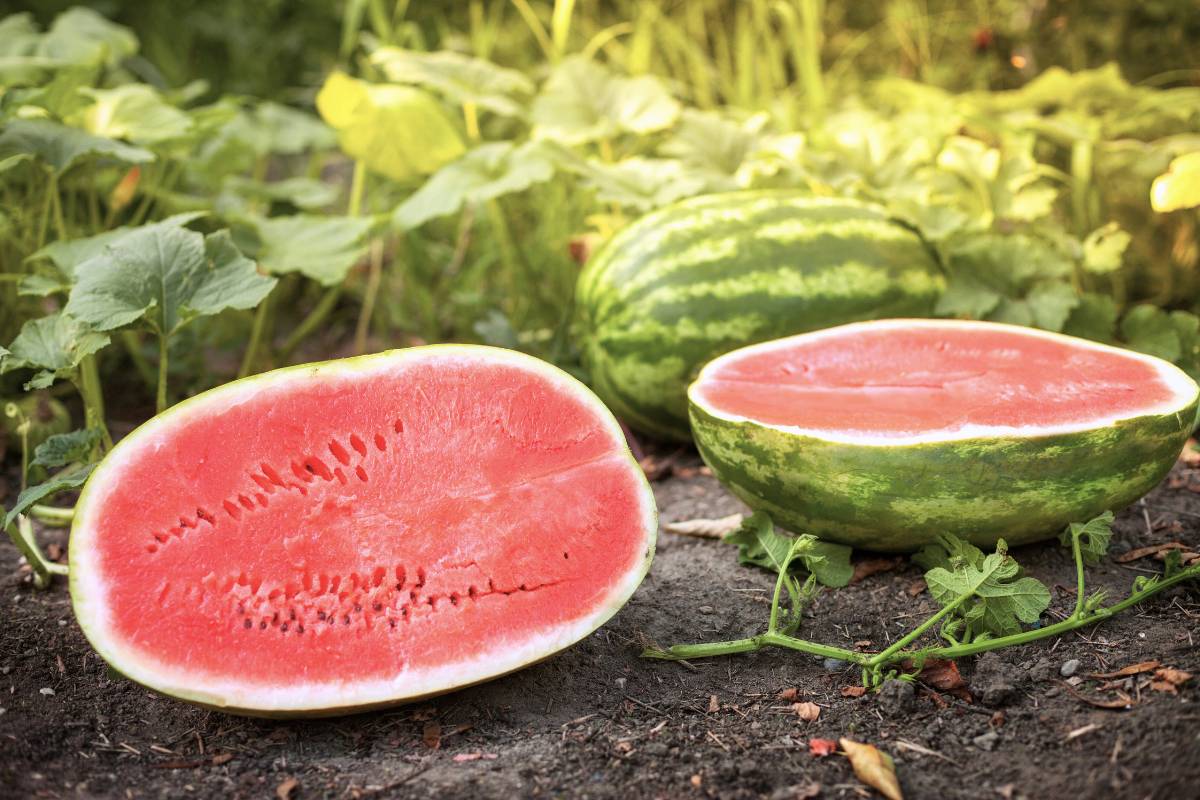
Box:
(1058, 511, 1115, 565)
(3, 464, 94, 530)
(724, 511, 853, 588)
(2, 313, 110, 389)
(924, 538, 1051, 641)
(31, 428, 102, 469)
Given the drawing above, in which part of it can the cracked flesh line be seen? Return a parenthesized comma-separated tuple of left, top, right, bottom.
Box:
(696, 324, 1181, 437)
(91, 360, 648, 685)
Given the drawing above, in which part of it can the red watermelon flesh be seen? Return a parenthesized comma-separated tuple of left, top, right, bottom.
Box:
(70, 347, 656, 715)
(694, 319, 1192, 441)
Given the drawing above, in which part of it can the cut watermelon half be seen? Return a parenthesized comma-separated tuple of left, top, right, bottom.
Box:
(70, 346, 657, 716)
(690, 319, 1199, 551)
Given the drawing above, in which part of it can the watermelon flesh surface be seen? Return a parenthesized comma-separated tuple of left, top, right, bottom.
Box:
(695, 320, 1191, 441)
(70, 347, 656, 715)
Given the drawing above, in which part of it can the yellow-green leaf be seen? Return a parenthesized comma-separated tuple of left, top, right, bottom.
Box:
(315, 71, 464, 183)
(1151, 152, 1200, 212)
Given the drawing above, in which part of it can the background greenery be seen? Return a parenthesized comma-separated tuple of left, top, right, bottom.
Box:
(2, 1, 1199, 492)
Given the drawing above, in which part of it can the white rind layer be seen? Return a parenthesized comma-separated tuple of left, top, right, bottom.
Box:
(690, 318, 1200, 447)
(70, 345, 658, 715)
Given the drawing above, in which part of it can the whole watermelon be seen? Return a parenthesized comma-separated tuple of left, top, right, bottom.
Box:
(575, 191, 946, 440)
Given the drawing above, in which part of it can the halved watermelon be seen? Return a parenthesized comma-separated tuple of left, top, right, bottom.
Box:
(690, 319, 1199, 552)
(70, 346, 656, 716)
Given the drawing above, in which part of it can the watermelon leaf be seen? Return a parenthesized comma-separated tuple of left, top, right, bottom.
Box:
(4, 463, 94, 531)
(370, 47, 534, 118)
(1058, 511, 1115, 566)
(0, 118, 153, 175)
(924, 539, 1050, 640)
(31, 428, 103, 470)
(242, 214, 375, 287)
(724, 511, 852, 588)
(1, 312, 110, 390)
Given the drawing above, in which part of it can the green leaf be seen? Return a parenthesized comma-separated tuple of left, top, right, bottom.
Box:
(316, 71, 464, 182)
(64, 220, 276, 335)
(79, 84, 193, 146)
(1151, 152, 1200, 212)
(28, 213, 206, 286)
(1063, 292, 1119, 343)
(394, 141, 556, 229)
(1082, 223, 1131, 275)
(370, 47, 534, 117)
(244, 214, 374, 286)
(2, 312, 110, 386)
(4, 464, 94, 531)
(1120, 304, 1187, 362)
(925, 540, 1050, 639)
(934, 272, 1002, 319)
(658, 109, 771, 190)
(0, 118, 153, 175)
(218, 176, 339, 212)
(1024, 280, 1079, 332)
(1058, 511, 1114, 566)
(531, 55, 680, 145)
(723, 511, 852, 588)
(912, 533, 986, 572)
(31, 428, 102, 469)
(35, 8, 137, 69)
(569, 157, 706, 211)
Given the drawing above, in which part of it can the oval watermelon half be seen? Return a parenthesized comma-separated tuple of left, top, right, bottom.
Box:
(690, 319, 1199, 552)
(70, 346, 657, 716)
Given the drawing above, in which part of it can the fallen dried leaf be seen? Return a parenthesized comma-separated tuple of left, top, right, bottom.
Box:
(1114, 543, 1186, 563)
(46, 543, 63, 562)
(411, 706, 437, 721)
(690, 774, 702, 788)
(777, 688, 799, 701)
(915, 659, 966, 691)
(210, 752, 234, 766)
(990, 711, 1006, 729)
(840, 738, 903, 800)
(1085, 660, 1159, 680)
(708, 694, 720, 713)
(276, 777, 298, 800)
(841, 685, 867, 698)
(851, 557, 904, 584)
(809, 738, 838, 757)
(1150, 667, 1192, 694)
(792, 701, 821, 721)
(662, 514, 744, 539)
(1059, 680, 1134, 709)
(906, 579, 927, 597)
(422, 721, 442, 749)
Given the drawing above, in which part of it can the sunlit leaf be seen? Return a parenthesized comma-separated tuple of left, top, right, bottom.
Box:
(394, 141, 556, 229)
(4, 464, 94, 531)
(925, 539, 1050, 638)
(1119, 305, 1194, 363)
(0, 118, 153, 174)
(723, 511, 852, 588)
(840, 739, 902, 800)
(1063, 292, 1119, 343)
(1082, 222, 1131, 274)
(566, 156, 705, 211)
(31, 428, 102, 469)
(217, 176, 339, 214)
(64, 220, 275, 334)
(1058, 511, 1114, 566)
(243, 214, 374, 286)
(79, 84, 193, 145)
(2, 312, 110, 388)
(1150, 152, 1200, 212)
(371, 47, 534, 117)
(316, 70, 464, 182)
(531, 55, 679, 145)
(35, 8, 137, 68)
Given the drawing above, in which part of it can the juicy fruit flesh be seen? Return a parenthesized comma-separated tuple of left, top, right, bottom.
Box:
(87, 356, 649, 690)
(695, 323, 1180, 438)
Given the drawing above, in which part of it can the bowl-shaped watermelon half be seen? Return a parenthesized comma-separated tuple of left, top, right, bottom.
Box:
(689, 319, 1199, 552)
(69, 346, 657, 716)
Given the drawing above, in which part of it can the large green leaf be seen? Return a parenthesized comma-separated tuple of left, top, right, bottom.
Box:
(80, 84, 193, 145)
(567, 156, 705, 211)
(4, 464, 94, 531)
(316, 71, 464, 182)
(31, 428, 103, 470)
(724, 511, 853, 588)
(0, 118, 153, 174)
(925, 539, 1050, 638)
(2, 312, 110, 389)
(244, 214, 374, 286)
(531, 56, 680, 145)
(1058, 511, 1114, 566)
(35, 8, 137, 68)
(1120, 305, 1199, 367)
(371, 47, 534, 117)
(394, 141, 556, 229)
(1151, 152, 1200, 212)
(64, 220, 276, 335)
(1081, 222, 1131, 274)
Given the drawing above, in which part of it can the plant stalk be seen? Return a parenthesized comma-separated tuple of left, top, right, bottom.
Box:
(156, 334, 169, 413)
(75, 356, 112, 451)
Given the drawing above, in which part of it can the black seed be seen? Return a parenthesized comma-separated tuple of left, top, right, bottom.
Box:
(259, 621, 267, 630)
(373, 603, 382, 612)
(317, 611, 326, 620)
(280, 623, 289, 632)
(289, 609, 296, 620)
(344, 615, 351, 625)
(297, 625, 304, 634)
(243, 619, 252, 629)
(354, 603, 362, 612)
(389, 619, 396, 628)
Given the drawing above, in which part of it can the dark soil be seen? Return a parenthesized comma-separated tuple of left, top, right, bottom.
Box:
(2, 452, 1198, 799)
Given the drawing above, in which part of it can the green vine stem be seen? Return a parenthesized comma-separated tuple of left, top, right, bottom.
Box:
(28, 504, 75, 526)
(238, 289, 275, 378)
(4, 515, 68, 590)
(74, 355, 113, 452)
(647, 536, 1200, 688)
(155, 334, 169, 413)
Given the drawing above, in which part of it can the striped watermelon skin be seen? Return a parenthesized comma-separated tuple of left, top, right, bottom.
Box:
(690, 382, 1199, 554)
(575, 192, 945, 440)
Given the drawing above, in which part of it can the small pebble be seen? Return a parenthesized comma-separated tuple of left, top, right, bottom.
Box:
(973, 731, 999, 751)
(823, 658, 847, 672)
(1060, 659, 1081, 677)
(39, 687, 55, 696)
(698, 605, 715, 614)
(614, 677, 627, 690)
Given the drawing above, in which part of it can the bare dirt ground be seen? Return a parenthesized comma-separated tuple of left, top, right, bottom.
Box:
(1, 451, 1198, 799)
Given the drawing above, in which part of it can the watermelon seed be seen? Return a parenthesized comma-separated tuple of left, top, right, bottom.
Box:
(393, 419, 404, 434)
(563, 552, 569, 559)
(416, 568, 427, 588)
(251, 473, 275, 494)
(373, 603, 382, 612)
(349, 434, 368, 457)
(355, 466, 369, 482)
(468, 586, 478, 599)
(255, 493, 269, 508)
(154, 532, 168, 543)
(343, 615, 351, 625)
(292, 461, 315, 483)
(280, 623, 288, 632)
(289, 609, 296, 620)
(374, 433, 386, 451)
(237, 604, 245, 615)
(145, 544, 157, 553)
(297, 625, 304, 634)
(305, 457, 334, 481)
(259, 621, 267, 630)
(328, 440, 351, 465)
(334, 468, 348, 484)
(317, 611, 326, 620)
(196, 508, 215, 524)
(238, 494, 255, 510)
(272, 612, 280, 624)
(354, 604, 362, 612)
(449, 593, 460, 607)
(389, 619, 396, 628)
(179, 515, 196, 529)
(243, 619, 252, 629)
(222, 500, 241, 520)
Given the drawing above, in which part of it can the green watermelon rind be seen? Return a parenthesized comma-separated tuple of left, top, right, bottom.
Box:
(689, 320, 1200, 553)
(576, 191, 946, 441)
(69, 345, 658, 717)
